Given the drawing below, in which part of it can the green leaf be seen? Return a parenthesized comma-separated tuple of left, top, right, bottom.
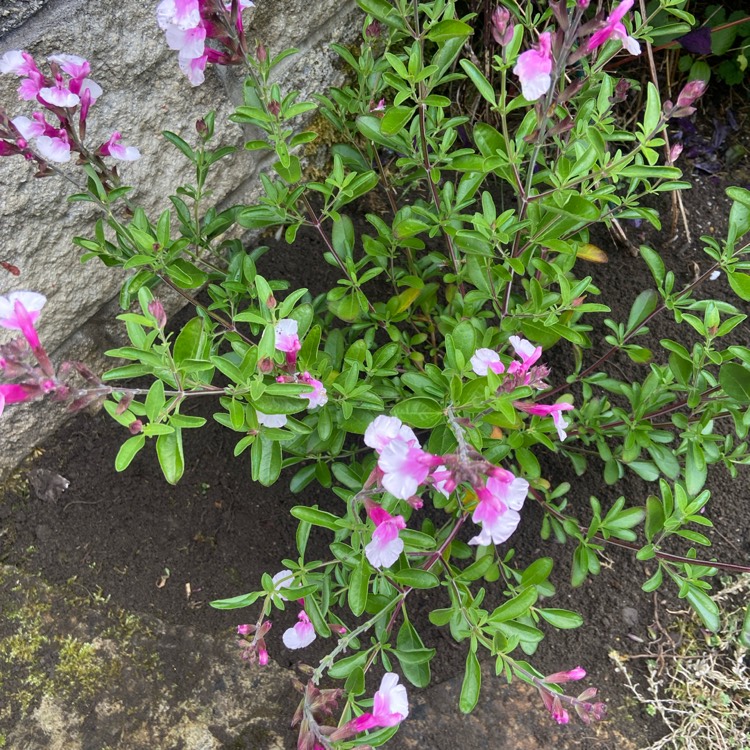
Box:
(720, 362, 750, 403)
(328, 651, 369, 680)
(643, 82, 661, 135)
(290, 506, 341, 530)
(392, 397, 444, 428)
(626, 289, 658, 332)
(251, 436, 282, 486)
(537, 608, 583, 629)
(145, 380, 165, 423)
(397, 619, 431, 687)
(209, 591, 262, 610)
(459, 59, 495, 105)
(740, 602, 750, 649)
(156, 428, 184, 484)
(381, 106, 414, 136)
(728, 272, 750, 301)
(628, 461, 660, 481)
(640, 246, 665, 285)
(426, 19, 473, 43)
(115, 434, 145, 472)
(459, 649, 481, 714)
(685, 586, 720, 632)
(488, 587, 538, 623)
(348, 556, 370, 617)
(392, 568, 440, 589)
(174, 317, 209, 367)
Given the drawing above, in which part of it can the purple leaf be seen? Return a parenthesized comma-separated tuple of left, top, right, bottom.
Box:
(677, 27, 712, 55)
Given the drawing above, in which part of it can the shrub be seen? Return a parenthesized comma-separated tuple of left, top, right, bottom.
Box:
(2, 0, 750, 745)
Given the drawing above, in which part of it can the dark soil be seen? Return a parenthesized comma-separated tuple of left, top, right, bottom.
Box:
(2, 109, 750, 749)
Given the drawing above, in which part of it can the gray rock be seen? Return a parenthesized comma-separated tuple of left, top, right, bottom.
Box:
(0, 0, 359, 477)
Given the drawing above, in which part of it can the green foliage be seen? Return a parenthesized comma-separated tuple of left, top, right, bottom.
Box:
(18, 0, 750, 743)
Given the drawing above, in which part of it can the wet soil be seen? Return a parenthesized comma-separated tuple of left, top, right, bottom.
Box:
(1, 107, 749, 749)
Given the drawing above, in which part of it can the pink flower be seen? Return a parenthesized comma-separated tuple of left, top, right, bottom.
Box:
(431, 465, 454, 497)
(0, 50, 40, 77)
(352, 672, 409, 731)
(257, 411, 288, 428)
(18, 72, 44, 101)
(513, 31, 553, 101)
(156, 0, 201, 30)
(11, 115, 45, 140)
(48, 53, 89, 80)
(179, 54, 208, 86)
(587, 0, 641, 56)
(469, 472, 529, 546)
(166, 23, 207, 59)
(237, 623, 254, 635)
(365, 504, 406, 569)
(514, 400, 574, 441)
(35, 133, 71, 163)
(0, 383, 37, 416)
(299, 371, 327, 408)
(275, 318, 301, 353)
(99, 132, 141, 161)
(508, 335, 542, 368)
(364, 415, 418, 453)
(470, 347, 505, 376)
(378, 437, 432, 500)
(0, 291, 46, 346)
(39, 81, 80, 108)
(282, 609, 316, 650)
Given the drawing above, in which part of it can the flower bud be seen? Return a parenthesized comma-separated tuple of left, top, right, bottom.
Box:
(195, 118, 209, 138)
(267, 100, 280, 117)
(256, 42, 267, 63)
(668, 143, 683, 164)
(365, 20, 382, 38)
(237, 623, 255, 635)
(491, 7, 511, 45)
(676, 79, 707, 109)
(148, 299, 167, 329)
(545, 666, 586, 684)
(257, 356, 274, 374)
(129, 419, 143, 435)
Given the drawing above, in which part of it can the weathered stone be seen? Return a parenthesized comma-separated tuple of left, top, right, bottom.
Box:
(0, 565, 298, 749)
(0, 0, 359, 477)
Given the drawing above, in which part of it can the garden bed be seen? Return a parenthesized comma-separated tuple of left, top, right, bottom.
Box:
(2, 131, 749, 747)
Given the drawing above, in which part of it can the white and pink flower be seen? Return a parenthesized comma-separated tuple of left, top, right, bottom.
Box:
(513, 31, 553, 101)
(282, 609, 316, 650)
(0, 291, 46, 348)
(365, 504, 406, 569)
(364, 415, 417, 453)
(587, 0, 641, 56)
(35, 132, 71, 163)
(378, 436, 433, 500)
(99, 132, 141, 161)
(256, 411, 288, 428)
(271, 569, 295, 599)
(350, 673, 409, 732)
(299, 371, 327, 408)
(470, 347, 505, 376)
(275, 318, 301, 354)
(469, 471, 529, 547)
(515, 400, 574, 441)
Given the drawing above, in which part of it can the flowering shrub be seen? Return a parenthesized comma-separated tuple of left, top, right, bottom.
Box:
(2, 0, 750, 745)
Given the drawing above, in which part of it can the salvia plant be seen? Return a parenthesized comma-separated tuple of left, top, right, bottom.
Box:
(2, 0, 750, 744)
